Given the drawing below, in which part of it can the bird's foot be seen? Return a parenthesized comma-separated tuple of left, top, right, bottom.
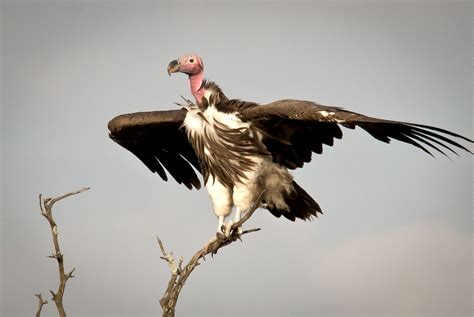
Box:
(215, 217, 242, 239)
(215, 221, 232, 238)
(215, 229, 226, 240)
(224, 222, 243, 238)
(235, 225, 243, 236)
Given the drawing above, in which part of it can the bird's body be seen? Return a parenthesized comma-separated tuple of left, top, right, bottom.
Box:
(181, 81, 320, 231)
(108, 54, 473, 234)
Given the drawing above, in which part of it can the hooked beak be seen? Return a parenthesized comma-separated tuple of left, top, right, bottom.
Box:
(167, 60, 180, 76)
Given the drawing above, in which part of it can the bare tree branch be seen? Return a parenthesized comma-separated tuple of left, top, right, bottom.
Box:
(35, 293, 48, 317)
(158, 190, 264, 317)
(37, 187, 90, 317)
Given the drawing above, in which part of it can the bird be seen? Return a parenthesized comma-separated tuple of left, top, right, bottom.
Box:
(108, 53, 473, 235)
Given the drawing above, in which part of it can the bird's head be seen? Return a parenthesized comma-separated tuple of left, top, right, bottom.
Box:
(167, 53, 204, 76)
(168, 53, 205, 106)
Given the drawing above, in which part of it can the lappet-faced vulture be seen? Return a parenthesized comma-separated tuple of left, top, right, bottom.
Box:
(108, 53, 473, 234)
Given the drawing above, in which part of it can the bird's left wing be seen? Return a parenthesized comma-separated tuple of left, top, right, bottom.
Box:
(108, 109, 201, 189)
(240, 99, 473, 169)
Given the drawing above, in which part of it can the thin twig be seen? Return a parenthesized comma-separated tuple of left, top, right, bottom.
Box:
(37, 187, 90, 317)
(35, 293, 48, 317)
(158, 190, 264, 317)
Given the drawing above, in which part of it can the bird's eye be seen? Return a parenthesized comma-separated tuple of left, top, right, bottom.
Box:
(189, 59, 194, 63)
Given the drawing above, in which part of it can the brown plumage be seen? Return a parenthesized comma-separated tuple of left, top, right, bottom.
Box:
(109, 83, 472, 187)
(108, 109, 201, 190)
(109, 55, 473, 227)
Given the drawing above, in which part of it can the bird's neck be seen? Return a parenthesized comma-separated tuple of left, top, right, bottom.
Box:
(189, 72, 204, 105)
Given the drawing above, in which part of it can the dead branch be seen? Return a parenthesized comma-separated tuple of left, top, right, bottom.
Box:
(37, 187, 90, 317)
(157, 190, 264, 317)
(35, 293, 48, 317)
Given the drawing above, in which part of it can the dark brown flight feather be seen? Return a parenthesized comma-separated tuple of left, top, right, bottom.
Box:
(108, 109, 201, 190)
(238, 99, 473, 169)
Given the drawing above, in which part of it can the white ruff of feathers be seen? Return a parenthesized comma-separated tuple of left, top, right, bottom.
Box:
(181, 96, 294, 221)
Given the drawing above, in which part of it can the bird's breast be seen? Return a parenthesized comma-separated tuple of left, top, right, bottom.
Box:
(182, 106, 269, 189)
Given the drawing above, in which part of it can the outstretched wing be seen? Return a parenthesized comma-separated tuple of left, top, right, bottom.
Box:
(240, 99, 473, 169)
(108, 109, 201, 189)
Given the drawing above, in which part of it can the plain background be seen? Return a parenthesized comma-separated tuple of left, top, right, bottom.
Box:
(1, 1, 472, 316)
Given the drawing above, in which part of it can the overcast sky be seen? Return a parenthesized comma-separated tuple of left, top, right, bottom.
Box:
(1, 1, 472, 316)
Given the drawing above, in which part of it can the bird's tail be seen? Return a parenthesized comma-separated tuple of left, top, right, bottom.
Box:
(266, 181, 322, 221)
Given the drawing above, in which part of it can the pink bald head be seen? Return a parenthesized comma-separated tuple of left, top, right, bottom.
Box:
(167, 53, 205, 104)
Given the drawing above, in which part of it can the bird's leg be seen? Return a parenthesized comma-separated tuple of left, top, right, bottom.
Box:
(224, 222, 233, 237)
(224, 208, 243, 237)
(234, 208, 243, 235)
(217, 215, 225, 234)
(210, 216, 227, 241)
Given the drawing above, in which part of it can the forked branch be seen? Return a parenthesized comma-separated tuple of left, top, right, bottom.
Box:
(35, 293, 48, 317)
(36, 187, 90, 317)
(158, 191, 264, 317)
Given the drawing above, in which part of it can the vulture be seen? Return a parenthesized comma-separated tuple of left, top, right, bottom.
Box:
(108, 53, 473, 235)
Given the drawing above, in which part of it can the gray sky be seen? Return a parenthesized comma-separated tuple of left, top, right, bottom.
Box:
(1, 1, 472, 316)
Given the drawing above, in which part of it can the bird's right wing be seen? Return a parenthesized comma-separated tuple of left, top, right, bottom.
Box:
(108, 109, 201, 189)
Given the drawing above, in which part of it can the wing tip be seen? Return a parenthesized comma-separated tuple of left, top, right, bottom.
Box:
(107, 115, 127, 135)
